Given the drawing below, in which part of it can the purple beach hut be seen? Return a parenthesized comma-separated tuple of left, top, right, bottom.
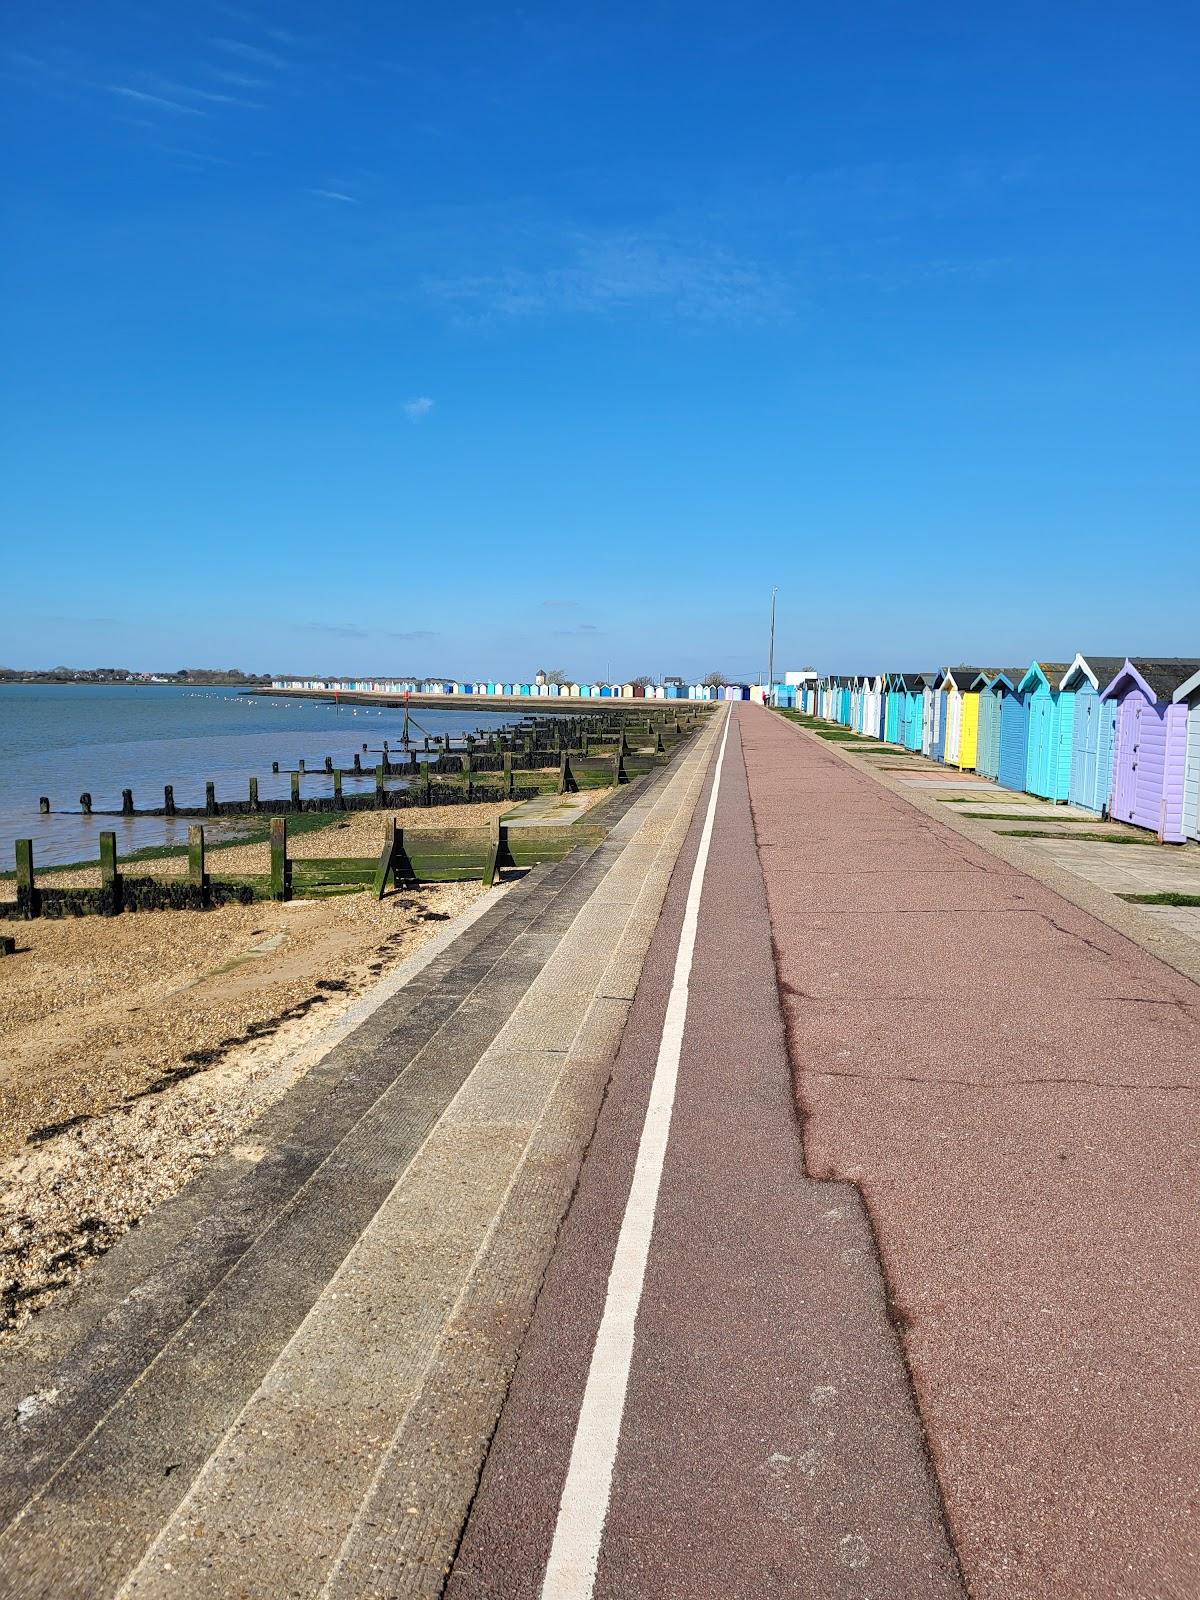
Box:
(1100, 659, 1200, 842)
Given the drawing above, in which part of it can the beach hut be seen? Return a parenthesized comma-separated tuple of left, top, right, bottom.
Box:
(921, 671, 945, 757)
(1102, 660, 1200, 841)
(977, 671, 1017, 780)
(996, 672, 1030, 791)
(860, 674, 881, 739)
(881, 675, 901, 744)
(1059, 656, 1124, 815)
(930, 672, 955, 763)
(941, 667, 985, 770)
(1019, 662, 1074, 800)
(899, 675, 928, 751)
(1172, 666, 1200, 843)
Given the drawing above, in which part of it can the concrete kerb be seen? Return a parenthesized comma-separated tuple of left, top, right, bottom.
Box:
(773, 715, 1200, 989)
(116, 707, 727, 1600)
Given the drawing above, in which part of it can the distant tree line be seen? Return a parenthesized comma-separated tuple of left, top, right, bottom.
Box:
(0, 666, 273, 685)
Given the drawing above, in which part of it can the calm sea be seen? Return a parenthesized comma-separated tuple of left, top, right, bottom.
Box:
(0, 685, 516, 868)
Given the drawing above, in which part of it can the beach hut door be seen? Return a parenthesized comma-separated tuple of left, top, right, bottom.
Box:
(1078, 698, 1100, 806)
(1113, 701, 1138, 822)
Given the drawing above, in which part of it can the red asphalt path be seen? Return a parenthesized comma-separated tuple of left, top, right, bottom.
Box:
(448, 707, 965, 1600)
(742, 706, 1199, 1599)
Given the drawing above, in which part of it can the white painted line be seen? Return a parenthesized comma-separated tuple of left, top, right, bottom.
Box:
(541, 709, 733, 1600)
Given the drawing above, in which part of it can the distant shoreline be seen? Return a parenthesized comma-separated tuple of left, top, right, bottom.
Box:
(0, 678, 269, 689)
(252, 687, 698, 714)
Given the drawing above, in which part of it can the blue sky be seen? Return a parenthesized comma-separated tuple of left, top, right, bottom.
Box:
(4, 2, 1197, 680)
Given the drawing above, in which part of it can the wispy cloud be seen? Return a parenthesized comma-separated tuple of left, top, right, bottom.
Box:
(210, 37, 290, 70)
(386, 629, 437, 641)
(310, 188, 359, 204)
(543, 598, 577, 610)
(553, 623, 599, 636)
(425, 227, 789, 324)
(108, 85, 206, 116)
(209, 68, 267, 88)
(403, 396, 435, 420)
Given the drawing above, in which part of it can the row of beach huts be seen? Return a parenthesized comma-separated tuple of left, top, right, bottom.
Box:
(790, 656, 1200, 845)
(271, 676, 764, 701)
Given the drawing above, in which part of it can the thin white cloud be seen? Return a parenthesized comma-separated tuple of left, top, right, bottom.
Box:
(108, 85, 206, 116)
(310, 188, 359, 204)
(425, 227, 789, 324)
(403, 396, 435, 420)
(210, 37, 289, 70)
(209, 68, 266, 88)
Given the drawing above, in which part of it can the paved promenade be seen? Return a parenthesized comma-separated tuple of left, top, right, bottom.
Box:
(453, 704, 1197, 1598)
(2, 703, 1195, 1597)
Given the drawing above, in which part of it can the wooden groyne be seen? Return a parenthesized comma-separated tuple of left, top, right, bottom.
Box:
(33, 707, 708, 822)
(6, 707, 714, 923)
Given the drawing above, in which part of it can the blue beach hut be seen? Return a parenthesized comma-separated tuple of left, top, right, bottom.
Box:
(1020, 662, 1074, 801)
(1060, 655, 1123, 815)
(997, 673, 1030, 791)
(880, 675, 899, 743)
(977, 671, 1019, 780)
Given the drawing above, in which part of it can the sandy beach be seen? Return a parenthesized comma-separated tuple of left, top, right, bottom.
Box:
(0, 804, 520, 1335)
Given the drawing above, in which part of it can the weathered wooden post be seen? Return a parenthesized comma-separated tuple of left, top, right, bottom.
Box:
(206, 781, 218, 816)
(298, 758, 306, 774)
(164, 784, 176, 815)
(656, 729, 666, 754)
(98, 831, 121, 915)
(482, 815, 504, 887)
(80, 792, 92, 815)
(558, 750, 578, 794)
(291, 770, 301, 807)
(38, 796, 49, 814)
(324, 755, 333, 773)
(188, 824, 207, 894)
(375, 764, 385, 807)
(249, 776, 259, 810)
(372, 818, 404, 898)
(353, 752, 362, 773)
(0, 936, 15, 957)
(121, 788, 134, 816)
(272, 760, 280, 774)
(333, 769, 344, 809)
(269, 816, 290, 901)
(15, 840, 38, 918)
(423, 764, 433, 805)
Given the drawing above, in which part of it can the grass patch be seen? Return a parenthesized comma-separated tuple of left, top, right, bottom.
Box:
(1116, 891, 1200, 906)
(996, 829, 1159, 845)
(958, 811, 1110, 823)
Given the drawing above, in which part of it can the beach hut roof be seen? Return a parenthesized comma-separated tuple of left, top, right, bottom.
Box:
(939, 666, 986, 689)
(1058, 654, 1126, 692)
(1101, 658, 1200, 702)
(1172, 665, 1200, 703)
(1017, 661, 1070, 693)
(984, 669, 1022, 695)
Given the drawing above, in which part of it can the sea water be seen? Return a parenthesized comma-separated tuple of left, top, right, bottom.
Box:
(0, 684, 515, 867)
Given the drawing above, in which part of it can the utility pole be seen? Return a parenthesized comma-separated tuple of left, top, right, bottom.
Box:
(767, 586, 778, 695)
